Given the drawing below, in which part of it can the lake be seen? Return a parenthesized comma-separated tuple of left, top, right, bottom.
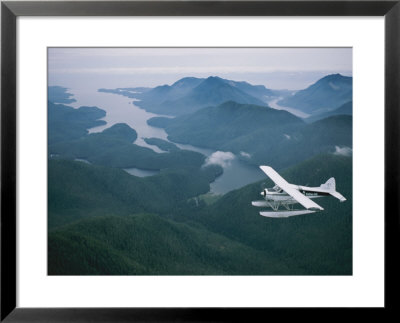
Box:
(68, 86, 266, 194)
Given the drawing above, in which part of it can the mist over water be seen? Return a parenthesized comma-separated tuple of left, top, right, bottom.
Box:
(267, 97, 310, 118)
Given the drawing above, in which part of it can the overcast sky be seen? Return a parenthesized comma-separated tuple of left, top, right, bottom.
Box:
(48, 47, 352, 90)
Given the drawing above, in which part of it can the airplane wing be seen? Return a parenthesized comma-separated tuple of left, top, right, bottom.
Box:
(260, 166, 324, 211)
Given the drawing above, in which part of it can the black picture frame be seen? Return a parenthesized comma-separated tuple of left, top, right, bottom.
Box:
(1, 0, 399, 321)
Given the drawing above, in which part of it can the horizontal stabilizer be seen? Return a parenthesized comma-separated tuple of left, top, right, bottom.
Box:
(260, 210, 316, 218)
(251, 200, 269, 207)
(330, 191, 347, 202)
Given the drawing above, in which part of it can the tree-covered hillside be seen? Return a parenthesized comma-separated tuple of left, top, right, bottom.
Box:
(48, 159, 222, 228)
(48, 153, 352, 275)
(48, 101, 106, 145)
(148, 101, 352, 169)
(49, 213, 293, 275)
(306, 101, 352, 123)
(50, 123, 206, 170)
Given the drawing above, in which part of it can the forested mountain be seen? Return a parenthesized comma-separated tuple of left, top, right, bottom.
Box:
(99, 76, 276, 116)
(160, 76, 266, 114)
(306, 101, 352, 123)
(50, 122, 206, 170)
(262, 115, 352, 167)
(223, 78, 276, 100)
(49, 213, 292, 275)
(278, 74, 352, 115)
(48, 159, 222, 228)
(48, 101, 106, 145)
(148, 101, 352, 169)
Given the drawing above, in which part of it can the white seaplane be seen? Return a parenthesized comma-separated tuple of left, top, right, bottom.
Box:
(252, 166, 346, 218)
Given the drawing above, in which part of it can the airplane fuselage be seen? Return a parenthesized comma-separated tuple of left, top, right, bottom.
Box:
(261, 186, 330, 205)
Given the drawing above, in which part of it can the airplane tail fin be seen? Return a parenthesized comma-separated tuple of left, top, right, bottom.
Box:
(320, 177, 336, 191)
(321, 177, 347, 202)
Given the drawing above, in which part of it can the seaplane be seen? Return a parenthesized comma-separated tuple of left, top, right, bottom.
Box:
(252, 166, 346, 218)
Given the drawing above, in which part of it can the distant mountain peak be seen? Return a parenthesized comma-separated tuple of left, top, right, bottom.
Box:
(171, 77, 203, 87)
(320, 73, 351, 82)
(278, 73, 353, 115)
(203, 76, 226, 84)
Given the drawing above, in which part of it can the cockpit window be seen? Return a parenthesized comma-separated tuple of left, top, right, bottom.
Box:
(273, 185, 282, 193)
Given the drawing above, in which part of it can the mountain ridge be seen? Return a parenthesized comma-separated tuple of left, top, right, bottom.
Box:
(99, 76, 277, 116)
(148, 101, 352, 169)
(278, 73, 352, 115)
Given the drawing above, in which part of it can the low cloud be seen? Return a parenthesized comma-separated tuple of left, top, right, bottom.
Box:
(333, 146, 352, 156)
(240, 151, 251, 159)
(205, 151, 235, 168)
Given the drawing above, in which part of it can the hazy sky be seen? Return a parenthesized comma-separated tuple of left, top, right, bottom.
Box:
(48, 47, 352, 90)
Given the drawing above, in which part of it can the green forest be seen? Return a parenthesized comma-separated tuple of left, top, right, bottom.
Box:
(48, 154, 352, 275)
